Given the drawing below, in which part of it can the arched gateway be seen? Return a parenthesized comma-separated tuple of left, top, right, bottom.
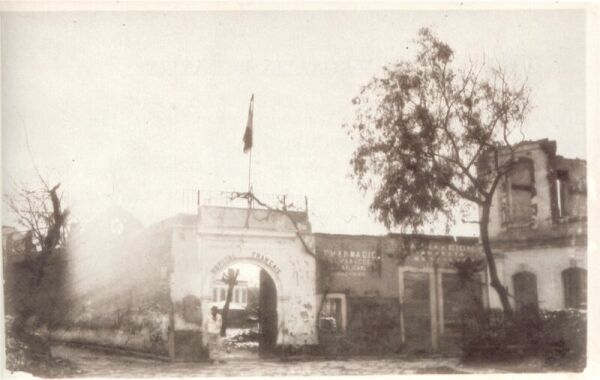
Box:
(169, 205, 318, 359)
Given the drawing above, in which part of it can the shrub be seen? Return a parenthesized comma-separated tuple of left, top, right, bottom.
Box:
(461, 308, 586, 371)
(539, 309, 586, 371)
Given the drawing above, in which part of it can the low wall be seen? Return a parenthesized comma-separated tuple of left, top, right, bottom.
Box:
(47, 218, 178, 357)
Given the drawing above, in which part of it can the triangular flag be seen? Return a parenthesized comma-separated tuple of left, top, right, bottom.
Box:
(243, 94, 254, 153)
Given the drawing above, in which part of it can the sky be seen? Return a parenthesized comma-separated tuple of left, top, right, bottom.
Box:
(2, 9, 588, 236)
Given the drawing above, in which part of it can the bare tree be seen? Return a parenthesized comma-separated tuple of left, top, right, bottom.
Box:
(4, 179, 69, 332)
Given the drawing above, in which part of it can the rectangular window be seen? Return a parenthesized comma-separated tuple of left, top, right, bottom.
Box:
(234, 289, 240, 303)
(220, 288, 226, 301)
(212, 288, 217, 302)
(242, 289, 247, 303)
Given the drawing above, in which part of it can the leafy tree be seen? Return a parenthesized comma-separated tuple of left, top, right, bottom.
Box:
(344, 28, 530, 317)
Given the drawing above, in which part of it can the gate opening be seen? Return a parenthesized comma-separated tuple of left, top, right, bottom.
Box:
(210, 263, 278, 358)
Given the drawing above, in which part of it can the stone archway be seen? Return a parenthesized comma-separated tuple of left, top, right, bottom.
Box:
(202, 257, 285, 353)
(169, 206, 318, 360)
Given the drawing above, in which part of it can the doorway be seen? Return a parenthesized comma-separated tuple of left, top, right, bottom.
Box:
(258, 268, 278, 355)
(211, 263, 278, 358)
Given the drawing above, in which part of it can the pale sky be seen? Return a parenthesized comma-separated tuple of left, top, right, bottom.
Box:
(2, 9, 588, 236)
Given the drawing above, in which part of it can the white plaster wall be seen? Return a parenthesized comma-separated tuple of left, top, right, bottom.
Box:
(169, 207, 318, 346)
(170, 225, 202, 330)
(195, 232, 318, 346)
(487, 246, 587, 310)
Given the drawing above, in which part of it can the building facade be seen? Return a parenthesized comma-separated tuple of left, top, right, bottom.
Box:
(34, 139, 586, 360)
(485, 139, 587, 311)
(314, 233, 485, 355)
(210, 279, 249, 308)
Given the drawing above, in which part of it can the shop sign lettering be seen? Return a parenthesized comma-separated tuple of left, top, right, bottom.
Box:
(405, 242, 483, 265)
(322, 249, 380, 276)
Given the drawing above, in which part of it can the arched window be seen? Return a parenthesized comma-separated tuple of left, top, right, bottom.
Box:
(562, 267, 587, 309)
(512, 271, 538, 310)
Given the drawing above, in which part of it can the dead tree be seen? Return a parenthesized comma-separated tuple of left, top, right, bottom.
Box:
(4, 180, 69, 332)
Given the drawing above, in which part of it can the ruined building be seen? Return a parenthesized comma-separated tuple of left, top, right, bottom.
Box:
(485, 139, 587, 311)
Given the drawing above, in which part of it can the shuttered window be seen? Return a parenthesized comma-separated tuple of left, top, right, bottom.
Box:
(513, 271, 538, 310)
(562, 267, 587, 309)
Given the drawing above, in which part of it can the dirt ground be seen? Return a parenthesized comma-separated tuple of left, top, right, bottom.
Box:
(3, 342, 576, 378)
(47, 344, 570, 377)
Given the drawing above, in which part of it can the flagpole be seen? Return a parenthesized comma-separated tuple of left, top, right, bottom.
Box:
(248, 149, 252, 208)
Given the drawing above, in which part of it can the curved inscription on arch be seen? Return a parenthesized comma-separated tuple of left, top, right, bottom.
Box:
(211, 255, 237, 274)
(250, 251, 281, 274)
(210, 252, 282, 276)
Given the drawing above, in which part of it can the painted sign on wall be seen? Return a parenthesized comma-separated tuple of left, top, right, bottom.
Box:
(404, 240, 482, 266)
(321, 249, 381, 276)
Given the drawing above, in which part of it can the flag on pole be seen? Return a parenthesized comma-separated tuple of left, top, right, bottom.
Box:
(243, 94, 254, 153)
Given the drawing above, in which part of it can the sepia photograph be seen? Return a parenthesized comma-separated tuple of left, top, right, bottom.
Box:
(1, 2, 597, 378)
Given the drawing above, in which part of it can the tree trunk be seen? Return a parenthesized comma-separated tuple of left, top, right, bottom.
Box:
(480, 202, 514, 319)
(220, 270, 239, 337)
